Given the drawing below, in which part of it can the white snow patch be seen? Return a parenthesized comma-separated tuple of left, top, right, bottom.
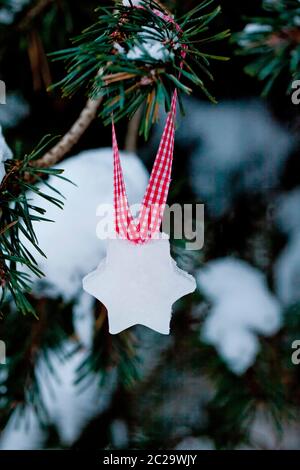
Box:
(122, 0, 143, 6)
(0, 0, 30, 25)
(173, 98, 294, 217)
(73, 292, 95, 349)
(0, 343, 117, 449)
(244, 23, 273, 34)
(0, 93, 30, 129)
(37, 344, 116, 446)
(275, 188, 300, 237)
(274, 188, 300, 305)
(127, 26, 174, 61)
(21, 147, 148, 301)
(0, 406, 47, 450)
(113, 42, 125, 54)
(110, 419, 129, 449)
(237, 21, 272, 47)
(197, 258, 282, 374)
(274, 232, 300, 305)
(175, 437, 215, 450)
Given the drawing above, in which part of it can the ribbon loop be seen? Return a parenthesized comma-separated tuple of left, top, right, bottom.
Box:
(112, 4, 185, 244)
(113, 90, 177, 244)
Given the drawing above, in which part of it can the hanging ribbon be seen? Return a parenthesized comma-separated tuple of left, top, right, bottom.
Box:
(112, 6, 185, 245)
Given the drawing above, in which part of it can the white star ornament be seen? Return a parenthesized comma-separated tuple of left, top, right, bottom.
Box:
(82, 235, 196, 335)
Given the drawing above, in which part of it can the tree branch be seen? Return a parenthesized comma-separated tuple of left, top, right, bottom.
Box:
(29, 0, 172, 168)
(33, 96, 103, 168)
(124, 105, 143, 153)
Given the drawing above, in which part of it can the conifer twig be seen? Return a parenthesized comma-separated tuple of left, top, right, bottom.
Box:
(51, 1, 229, 139)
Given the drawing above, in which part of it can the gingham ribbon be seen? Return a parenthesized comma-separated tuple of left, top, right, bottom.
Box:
(113, 91, 177, 244)
(112, 5, 185, 245)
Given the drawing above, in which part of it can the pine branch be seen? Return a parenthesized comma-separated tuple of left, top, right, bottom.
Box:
(0, 139, 69, 315)
(0, 297, 76, 428)
(234, 0, 300, 95)
(51, 0, 229, 138)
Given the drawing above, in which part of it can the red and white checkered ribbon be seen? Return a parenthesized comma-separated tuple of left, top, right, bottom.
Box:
(112, 91, 177, 244)
(112, 4, 185, 245)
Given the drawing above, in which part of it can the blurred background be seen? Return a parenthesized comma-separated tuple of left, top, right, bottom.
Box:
(0, 0, 300, 450)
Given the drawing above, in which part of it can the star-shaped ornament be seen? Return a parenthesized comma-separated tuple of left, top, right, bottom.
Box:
(82, 234, 196, 335)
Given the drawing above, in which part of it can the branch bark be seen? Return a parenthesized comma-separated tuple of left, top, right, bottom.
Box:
(124, 105, 143, 153)
(33, 96, 103, 168)
(17, 0, 55, 31)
